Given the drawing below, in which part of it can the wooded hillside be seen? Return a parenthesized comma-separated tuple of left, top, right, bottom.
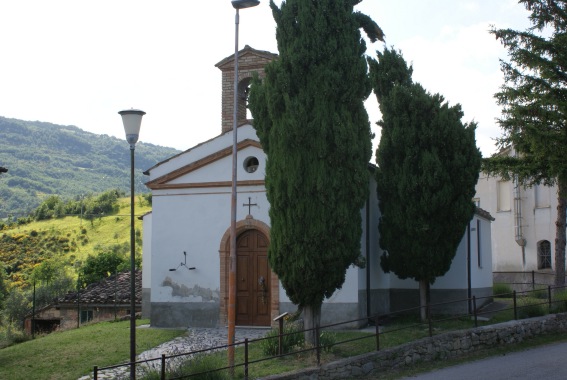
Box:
(0, 116, 180, 218)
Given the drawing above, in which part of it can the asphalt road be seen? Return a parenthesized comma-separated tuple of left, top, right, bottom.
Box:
(399, 341, 567, 380)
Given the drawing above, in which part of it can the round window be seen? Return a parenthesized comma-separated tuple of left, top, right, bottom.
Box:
(243, 156, 259, 173)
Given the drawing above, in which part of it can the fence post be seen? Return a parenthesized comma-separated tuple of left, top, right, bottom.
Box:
(473, 296, 478, 328)
(513, 290, 517, 320)
(374, 317, 380, 351)
(273, 312, 288, 356)
(315, 325, 321, 366)
(548, 285, 552, 313)
(161, 354, 166, 380)
(244, 338, 249, 380)
(532, 270, 535, 290)
(93, 366, 97, 380)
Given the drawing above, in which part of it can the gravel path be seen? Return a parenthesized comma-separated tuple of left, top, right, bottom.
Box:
(78, 326, 269, 380)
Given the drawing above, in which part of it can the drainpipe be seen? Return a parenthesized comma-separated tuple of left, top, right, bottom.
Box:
(366, 193, 371, 320)
(467, 223, 472, 314)
(513, 172, 527, 269)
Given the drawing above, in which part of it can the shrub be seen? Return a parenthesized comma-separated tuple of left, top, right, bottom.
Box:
(493, 283, 513, 298)
(517, 302, 546, 319)
(550, 289, 567, 313)
(0, 321, 30, 348)
(531, 287, 549, 300)
(319, 331, 337, 353)
(260, 321, 305, 356)
(139, 354, 228, 380)
(551, 300, 567, 314)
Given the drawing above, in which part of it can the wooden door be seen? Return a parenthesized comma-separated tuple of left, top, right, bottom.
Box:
(236, 230, 271, 326)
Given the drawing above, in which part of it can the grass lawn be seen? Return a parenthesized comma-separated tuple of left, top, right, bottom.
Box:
(2, 298, 565, 380)
(0, 319, 185, 380)
(132, 312, 520, 379)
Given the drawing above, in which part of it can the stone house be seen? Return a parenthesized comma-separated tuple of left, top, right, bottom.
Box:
(24, 270, 141, 335)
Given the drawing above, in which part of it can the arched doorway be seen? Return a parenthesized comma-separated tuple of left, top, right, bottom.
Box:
(219, 217, 279, 327)
(236, 230, 271, 326)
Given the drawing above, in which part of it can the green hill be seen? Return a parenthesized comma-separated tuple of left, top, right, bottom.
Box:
(0, 197, 151, 290)
(0, 116, 180, 218)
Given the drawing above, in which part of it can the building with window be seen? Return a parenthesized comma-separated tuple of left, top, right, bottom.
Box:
(140, 46, 495, 329)
(475, 147, 557, 284)
(24, 270, 141, 335)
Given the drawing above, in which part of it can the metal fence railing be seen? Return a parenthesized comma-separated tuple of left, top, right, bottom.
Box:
(92, 284, 567, 380)
(493, 270, 567, 291)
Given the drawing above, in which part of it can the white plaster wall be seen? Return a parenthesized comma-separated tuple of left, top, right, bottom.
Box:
(142, 213, 152, 289)
(327, 266, 359, 303)
(150, 192, 222, 302)
(380, 214, 494, 292)
(471, 216, 494, 288)
(148, 124, 260, 181)
(148, 121, 272, 304)
(151, 186, 269, 303)
(433, 236, 467, 290)
(386, 240, 467, 291)
(169, 145, 266, 185)
(278, 266, 360, 304)
(363, 176, 391, 291)
(476, 171, 557, 271)
(389, 275, 418, 289)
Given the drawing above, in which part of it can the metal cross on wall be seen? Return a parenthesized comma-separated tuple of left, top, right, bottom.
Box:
(243, 197, 258, 215)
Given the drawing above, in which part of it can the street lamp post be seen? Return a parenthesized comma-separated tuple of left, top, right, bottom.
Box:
(228, 0, 260, 372)
(119, 108, 145, 380)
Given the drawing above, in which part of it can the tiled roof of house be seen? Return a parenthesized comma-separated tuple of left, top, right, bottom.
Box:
(58, 270, 141, 305)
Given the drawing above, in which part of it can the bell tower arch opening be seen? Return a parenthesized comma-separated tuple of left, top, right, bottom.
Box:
(215, 45, 278, 134)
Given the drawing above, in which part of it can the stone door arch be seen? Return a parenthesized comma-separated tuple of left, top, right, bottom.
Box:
(219, 217, 279, 327)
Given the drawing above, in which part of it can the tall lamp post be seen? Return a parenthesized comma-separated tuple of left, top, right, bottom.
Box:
(119, 108, 145, 380)
(228, 0, 260, 371)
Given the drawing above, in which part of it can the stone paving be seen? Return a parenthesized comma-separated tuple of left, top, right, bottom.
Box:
(78, 326, 269, 380)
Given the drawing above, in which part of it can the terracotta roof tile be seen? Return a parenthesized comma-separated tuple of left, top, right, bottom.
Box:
(58, 270, 141, 305)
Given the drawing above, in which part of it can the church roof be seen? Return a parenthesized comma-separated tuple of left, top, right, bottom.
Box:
(215, 45, 278, 69)
(142, 122, 257, 176)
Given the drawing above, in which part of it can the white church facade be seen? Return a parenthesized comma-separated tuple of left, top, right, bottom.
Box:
(141, 46, 494, 328)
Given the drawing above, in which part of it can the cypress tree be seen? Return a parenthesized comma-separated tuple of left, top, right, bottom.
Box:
(249, 0, 383, 342)
(369, 48, 481, 319)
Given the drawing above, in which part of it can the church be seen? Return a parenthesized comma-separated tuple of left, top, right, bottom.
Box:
(141, 46, 495, 328)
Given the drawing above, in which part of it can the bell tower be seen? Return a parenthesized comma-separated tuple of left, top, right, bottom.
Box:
(215, 45, 277, 134)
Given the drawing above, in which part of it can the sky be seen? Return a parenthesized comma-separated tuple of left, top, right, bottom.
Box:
(0, 0, 532, 158)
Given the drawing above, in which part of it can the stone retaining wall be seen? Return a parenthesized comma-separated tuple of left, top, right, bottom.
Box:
(261, 313, 567, 380)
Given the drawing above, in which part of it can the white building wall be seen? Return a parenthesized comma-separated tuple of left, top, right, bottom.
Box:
(472, 215, 494, 288)
(476, 170, 557, 272)
(142, 213, 152, 290)
(433, 236, 467, 290)
(147, 125, 261, 181)
(150, 187, 270, 304)
(141, 213, 152, 318)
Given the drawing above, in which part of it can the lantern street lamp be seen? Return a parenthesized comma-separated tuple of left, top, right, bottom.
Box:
(119, 108, 145, 380)
(228, 0, 260, 371)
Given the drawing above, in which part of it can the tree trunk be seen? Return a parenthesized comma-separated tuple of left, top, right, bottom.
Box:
(419, 280, 429, 322)
(555, 177, 567, 287)
(303, 303, 321, 347)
